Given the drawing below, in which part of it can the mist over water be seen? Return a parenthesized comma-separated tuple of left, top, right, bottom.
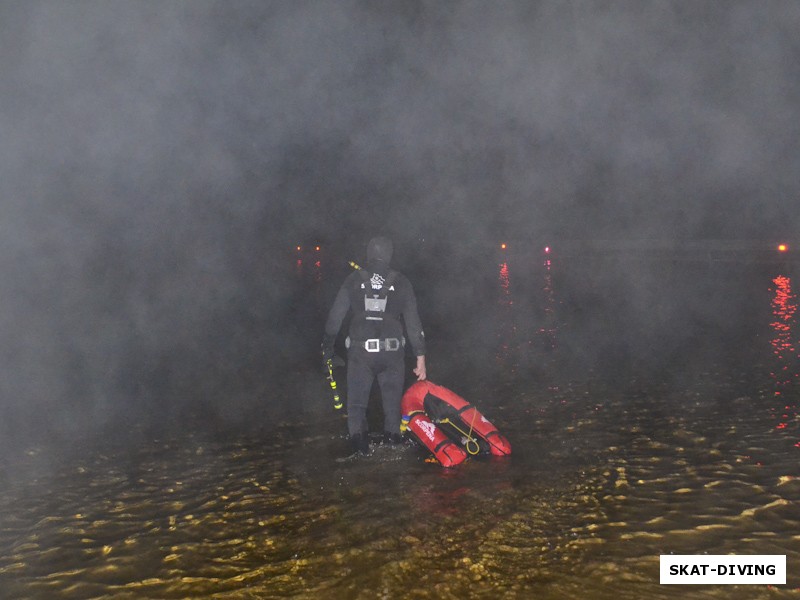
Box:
(2, 0, 800, 561)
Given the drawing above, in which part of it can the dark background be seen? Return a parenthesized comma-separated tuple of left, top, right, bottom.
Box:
(1, 1, 798, 449)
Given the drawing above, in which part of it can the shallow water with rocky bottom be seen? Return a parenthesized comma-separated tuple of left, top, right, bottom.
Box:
(1, 373, 798, 599)
(1, 252, 799, 598)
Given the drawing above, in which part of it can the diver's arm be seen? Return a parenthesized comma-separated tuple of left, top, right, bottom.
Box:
(413, 355, 427, 381)
(401, 277, 427, 377)
(322, 284, 350, 358)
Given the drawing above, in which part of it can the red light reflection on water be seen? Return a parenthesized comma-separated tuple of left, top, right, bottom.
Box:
(496, 251, 560, 367)
(540, 250, 557, 350)
(314, 260, 322, 282)
(498, 262, 511, 305)
(496, 262, 514, 363)
(770, 275, 797, 363)
(769, 274, 799, 439)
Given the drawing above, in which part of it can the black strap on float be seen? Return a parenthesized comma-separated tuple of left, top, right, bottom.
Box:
(455, 404, 474, 416)
(437, 405, 481, 455)
(482, 430, 507, 454)
(433, 438, 453, 453)
(409, 402, 482, 456)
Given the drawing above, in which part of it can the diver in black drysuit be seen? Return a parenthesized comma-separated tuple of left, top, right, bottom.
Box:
(322, 237, 427, 455)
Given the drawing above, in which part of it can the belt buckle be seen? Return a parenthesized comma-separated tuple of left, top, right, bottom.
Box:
(365, 339, 380, 352)
(385, 338, 400, 351)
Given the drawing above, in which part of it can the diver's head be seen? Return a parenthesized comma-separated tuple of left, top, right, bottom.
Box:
(367, 236, 393, 269)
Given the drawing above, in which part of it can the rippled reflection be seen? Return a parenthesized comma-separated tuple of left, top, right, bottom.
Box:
(770, 275, 797, 366)
(496, 260, 514, 366)
(2, 257, 800, 599)
(539, 247, 557, 351)
(494, 248, 562, 377)
(313, 259, 322, 283)
(769, 274, 800, 446)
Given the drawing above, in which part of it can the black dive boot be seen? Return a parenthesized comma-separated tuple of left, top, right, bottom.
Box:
(350, 433, 371, 456)
(382, 432, 404, 445)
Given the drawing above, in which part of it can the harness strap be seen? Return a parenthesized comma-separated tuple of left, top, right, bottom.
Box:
(359, 269, 399, 335)
(359, 269, 398, 291)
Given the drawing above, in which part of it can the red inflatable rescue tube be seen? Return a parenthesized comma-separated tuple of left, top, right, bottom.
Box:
(401, 381, 512, 467)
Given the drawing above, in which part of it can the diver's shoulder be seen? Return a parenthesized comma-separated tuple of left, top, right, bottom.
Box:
(342, 270, 365, 286)
(389, 269, 412, 285)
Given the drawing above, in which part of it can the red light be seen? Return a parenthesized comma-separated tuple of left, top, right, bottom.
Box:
(544, 246, 551, 254)
(778, 244, 788, 252)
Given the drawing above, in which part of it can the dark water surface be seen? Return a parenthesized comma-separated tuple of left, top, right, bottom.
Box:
(1, 247, 799, 599)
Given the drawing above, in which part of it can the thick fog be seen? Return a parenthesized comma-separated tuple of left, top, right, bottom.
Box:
(2, 1, 799, 449)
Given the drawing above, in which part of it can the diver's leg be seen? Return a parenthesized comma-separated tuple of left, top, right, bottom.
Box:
(377, 354, 405, 442)
(346, 351, 373, 453)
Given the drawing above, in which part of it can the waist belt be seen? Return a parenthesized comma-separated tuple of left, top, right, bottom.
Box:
(347, 337, 403, 352)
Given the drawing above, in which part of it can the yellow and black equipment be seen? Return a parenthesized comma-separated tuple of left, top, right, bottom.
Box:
(325, 358, 342, 410)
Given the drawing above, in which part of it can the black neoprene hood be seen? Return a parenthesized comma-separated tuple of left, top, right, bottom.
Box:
(366, 236, 393, 267)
